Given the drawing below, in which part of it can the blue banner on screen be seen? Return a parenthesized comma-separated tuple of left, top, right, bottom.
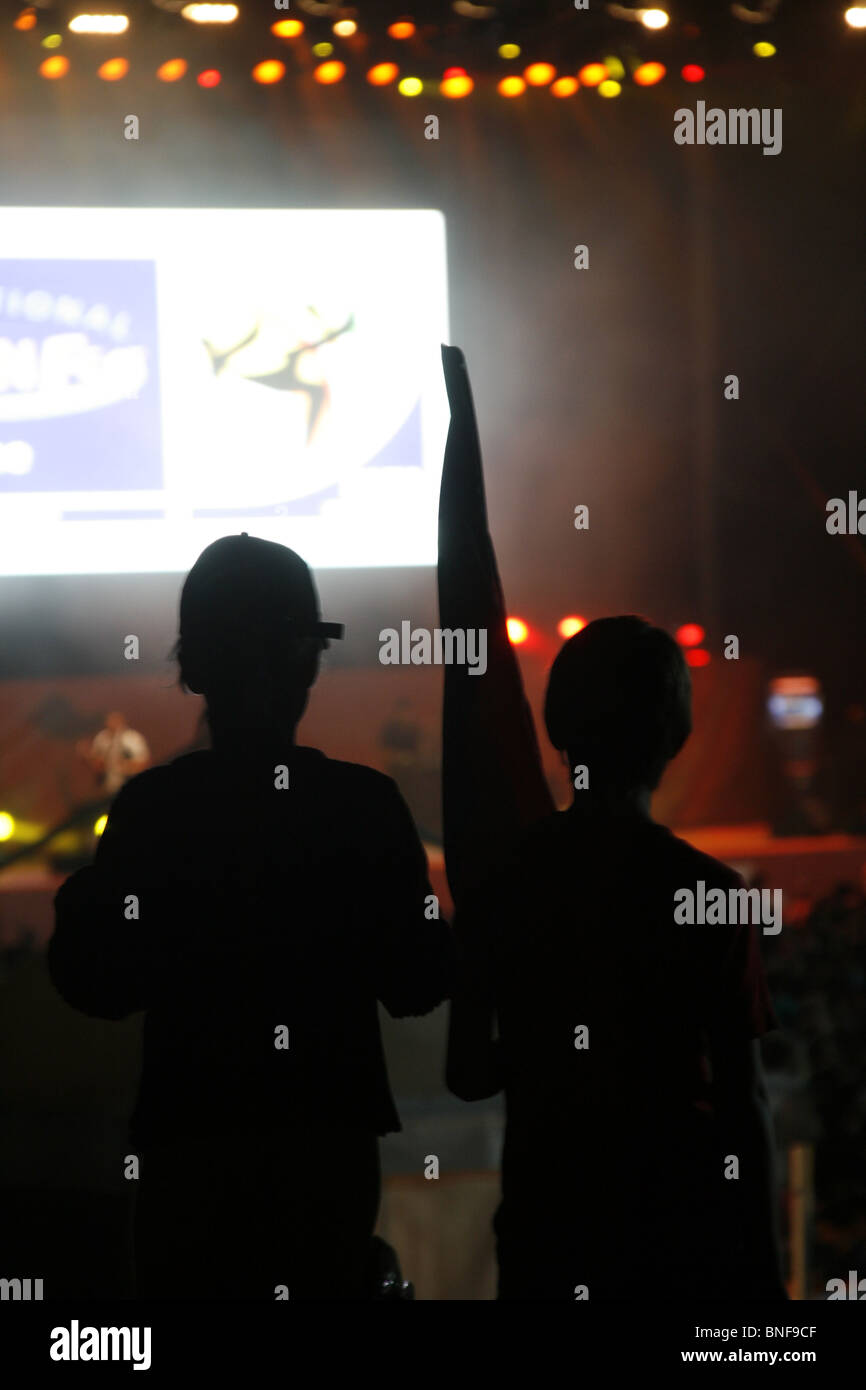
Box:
(0, 208, 449, 574)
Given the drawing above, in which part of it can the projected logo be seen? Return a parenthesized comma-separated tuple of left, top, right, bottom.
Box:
(202, 309, 355, 446)
(188, 295, 423, 516)
(0, 260, 162, 492)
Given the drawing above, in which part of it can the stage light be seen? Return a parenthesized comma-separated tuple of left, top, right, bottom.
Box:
(641, 8, 669, 29)
(633, 61, 666, 85)
(603, 56, 625, 80)
(598, 79, 621, 97)
(686, 648, 711, 668)
(498, 75, 526, 96)
(753, 41, 776, 57)
(558, 615, 587, 639)
(157, 59, 187, 82)
(252, 60, 285, 85)
(388, 21, 416, 40)
(98, 57, 128, 81)
(0, 813, 15, 842)
(675, 623, 705, 647)
(551, 76, 579, 97)
(197, 68, 221, 87)
(272, 20, 304, 39)
(254, 59, 286, 88)
(441, 72, 474, 97)
(768, 676, 823, 731)
(314, 60, 346, 85)
(94, 814, 108, 837)
(333, 19, 357, 37)
(312, 42, 334, 57)
(14, 9, 37, 31)
(507, 617, 529, 645)
(681, 63, 705, 82)
(398, 76, 423, 95)
(367, 62, 399, 85)
(39, 56, 69, 78)
(42, 35, 63, 49)
(69, 15, 130, 34)
(181, 3, 238, 21)
(524, 62, 556, 86)
(771, 675, 820, 697)
(846, 7, 866, 28)
(578, 63, 607, 86)
(498, 44, 520, 60)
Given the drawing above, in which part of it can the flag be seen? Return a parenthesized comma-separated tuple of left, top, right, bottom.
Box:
(437, 346, 554, 908)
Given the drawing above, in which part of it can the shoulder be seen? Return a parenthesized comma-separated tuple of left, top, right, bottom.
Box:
(651, 824, 744, 891)
(133, 748, 401, 798)
(296, 751, 424, 862)
(102, 763, 176, 822)
(507, 811, 578, 871)
(128, 747, 409, 829)
(297, 748, 403, 804)
(465, 812, 563, 905)
(114, 762, 175, 799)
(505, 814, 744, 894)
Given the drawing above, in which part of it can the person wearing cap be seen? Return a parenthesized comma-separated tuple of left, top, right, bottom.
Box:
(48, 533, 455, 1300)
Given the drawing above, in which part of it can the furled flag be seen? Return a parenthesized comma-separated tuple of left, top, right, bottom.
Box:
(437, 345, 554, 909)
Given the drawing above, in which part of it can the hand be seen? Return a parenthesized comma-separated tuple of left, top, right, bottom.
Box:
(440, 345, 486, 526)
(441, 343, 467, 406)
(441, 345, 476, 444)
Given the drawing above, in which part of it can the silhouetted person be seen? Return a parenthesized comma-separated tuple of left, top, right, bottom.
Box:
(49, 533, 454, 1300)
(447, 617, 786, 1301)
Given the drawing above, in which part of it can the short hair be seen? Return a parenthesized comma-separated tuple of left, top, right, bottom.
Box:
(544, 616, 692, 790)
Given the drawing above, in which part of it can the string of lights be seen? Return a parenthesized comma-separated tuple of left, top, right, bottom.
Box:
(10, 4, 866, 93)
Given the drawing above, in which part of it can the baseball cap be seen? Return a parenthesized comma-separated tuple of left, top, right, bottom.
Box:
(179, 533, 344, 643)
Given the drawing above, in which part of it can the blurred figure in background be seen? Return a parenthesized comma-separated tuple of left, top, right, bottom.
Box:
(77, 710, 150, 797)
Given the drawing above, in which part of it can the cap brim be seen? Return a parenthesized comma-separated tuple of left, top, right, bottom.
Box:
(282, 619, 344, 639)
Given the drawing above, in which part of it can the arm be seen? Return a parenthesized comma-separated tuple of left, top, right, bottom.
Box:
(49, 864, 150, 1019)
(701, 889, 786, 1296)
(710, 1035, 787, 1298)
(445, 863, 506, 1102)
(446, 935, 503, 1101)
(438, 347, 554, 910)
(372, 779, 456, 1019)
(47, 774, 174, 1020)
